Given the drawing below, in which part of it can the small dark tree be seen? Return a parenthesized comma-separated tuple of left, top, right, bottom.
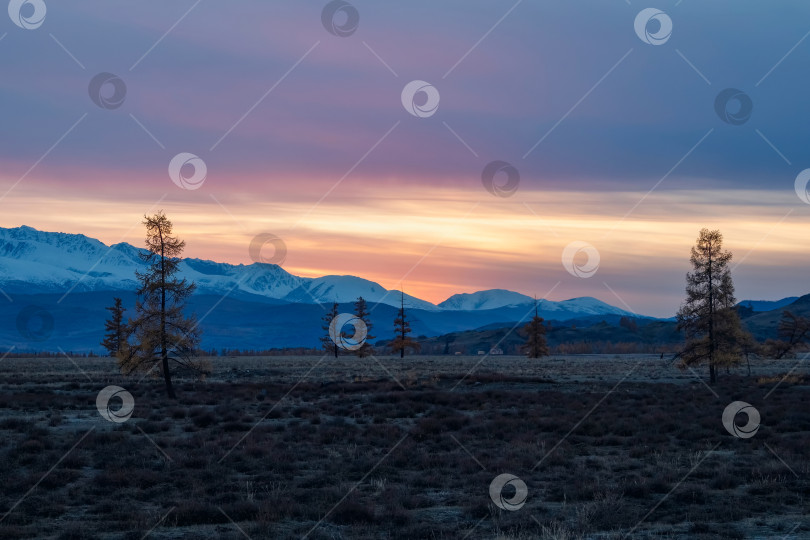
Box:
(353, 297, 375, 358)
(676, 228, 742, 384)
(619, 316, 638, 332)
(118, 212, 202, 399)
(442, 335, 455, 355)
(101, 297, 126, 356)
(736, 326, 759, 376)
(321, 302, 340, 358)
(523, 299, 549, 359)
(390, 292, 420, 358)
(763, 310, 810, 359)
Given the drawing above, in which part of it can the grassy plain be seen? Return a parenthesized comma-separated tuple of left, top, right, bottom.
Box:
(0, 354, 807, 539)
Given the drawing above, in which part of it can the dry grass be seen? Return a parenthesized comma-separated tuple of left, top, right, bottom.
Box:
(0, 355, 807, 539)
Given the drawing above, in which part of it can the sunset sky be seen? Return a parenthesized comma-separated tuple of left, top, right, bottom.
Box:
(2, 1, 810, 317)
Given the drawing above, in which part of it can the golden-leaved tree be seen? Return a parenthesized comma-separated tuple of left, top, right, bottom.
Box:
(117, 212, 205, 398)
(676, 228, 747, 384)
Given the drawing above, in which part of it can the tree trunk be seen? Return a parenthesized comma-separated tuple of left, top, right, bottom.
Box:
(162, 354, 175, 399)
(708, 255, 714, 383)
(159, 229, 176, 399)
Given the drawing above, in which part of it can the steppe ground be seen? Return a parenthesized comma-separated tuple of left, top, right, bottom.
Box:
(0, 354, 807, 539)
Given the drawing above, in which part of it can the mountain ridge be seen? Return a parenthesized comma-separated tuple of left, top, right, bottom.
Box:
(1, 225, 805, 352)
(0, 224, 637, 317)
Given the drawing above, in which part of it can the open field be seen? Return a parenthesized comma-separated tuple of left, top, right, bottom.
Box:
(0, 354, 808, 539)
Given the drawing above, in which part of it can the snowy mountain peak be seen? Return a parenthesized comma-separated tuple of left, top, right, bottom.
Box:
(438, 289, 535, 311)
(0, 225, 437, 311)
(1, 225, 106, 257)
(554, 297, 634, 316)
(0, 225, 639, 317)
(437, 291, 637, 318)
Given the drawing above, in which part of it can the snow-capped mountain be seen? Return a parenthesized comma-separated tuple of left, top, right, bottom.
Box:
(0, 225, 660, 351)
(551, 297, 636, 316)
(439, 289, 535, 310)
(0, 225, 636, 317)
(0, 226, 431, 310)
(0, 226, 141, 293)
(438, 289, 636, 318)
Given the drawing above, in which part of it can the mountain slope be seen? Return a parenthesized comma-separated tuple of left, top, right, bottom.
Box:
(0, 225, 429, 310)
(738, 297, 799, 312)
(2, 292, 642, 352)
(416, 317, 682, 356)
(284, 275, 438, 311)
(438, 289, 535, 310)
(438, 289, 637, 318)
(742, 294, 810, 340)
(0, 225, 642, 316)
(0, 225, 662, 351)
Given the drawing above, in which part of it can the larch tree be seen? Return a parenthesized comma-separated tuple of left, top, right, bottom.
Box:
(736, 325, 760, 377)
(101, 297, 126, 356)
(321, 302, 340, 358)
(390, 291, 420, 358)
(676, 228, 743, 384)
(118, 212, 202, 399)
(442, 335, 455, 355)
(522, 298, 549, 359)
(763, 310, 810, 359)
(714, 307, 747, 372)
(353, 296, 375, 358)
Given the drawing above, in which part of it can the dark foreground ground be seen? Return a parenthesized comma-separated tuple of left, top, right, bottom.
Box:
(0, 354, 807, 539)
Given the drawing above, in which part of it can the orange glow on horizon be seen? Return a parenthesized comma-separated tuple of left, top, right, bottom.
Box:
(1, 178, 808, 315)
